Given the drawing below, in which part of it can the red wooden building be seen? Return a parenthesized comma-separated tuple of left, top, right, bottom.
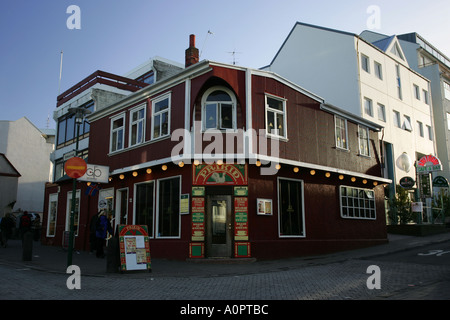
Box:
(43, 35, 391, 260)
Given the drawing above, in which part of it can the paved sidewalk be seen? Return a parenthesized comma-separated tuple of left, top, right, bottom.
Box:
(1, 231, 449, 278)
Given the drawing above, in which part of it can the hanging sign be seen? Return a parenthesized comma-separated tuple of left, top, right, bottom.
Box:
(118, 225, 151, 272)
(79, 164, 110, 184)
(193, 164, 247, 185)
(416, 155, 442, 173)
(399, 176, 415, 189)
(433, 176, 449, 188)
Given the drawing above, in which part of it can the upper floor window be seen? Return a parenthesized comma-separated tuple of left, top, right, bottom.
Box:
(152, 94, 171, 139)
(396, 64, 402, 100)
(423, 89, 429, 104)
(444, 82, 450, 101)
(56, 101, 94, 147)
(364, 97, 373, 117)
(335, 116, 348, 150)
(129, 104, 146, 147)
(110, 113, 125, 153)
(374, 61, 383, 80)
(361, 54, 370, 73)
(358, 125, 370, 157)
(377, 103, 386, 122)
(266, 94, 287, 139)
(202, 87, 236, 131)
(136, 71, 154, 85)
(414, 84, 420, 100)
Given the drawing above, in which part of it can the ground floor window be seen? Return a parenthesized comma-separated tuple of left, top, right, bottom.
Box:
(134, 182, 155, 237)
(157, 176, 181, 238)
(340, 186, 376, 220)
(278, 178, 305, 237)
(47, 193, 58, 237)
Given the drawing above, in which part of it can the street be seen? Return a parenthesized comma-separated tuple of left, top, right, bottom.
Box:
(1, 242, 449, 305)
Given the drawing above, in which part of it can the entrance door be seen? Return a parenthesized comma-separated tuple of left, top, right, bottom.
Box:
(206, 195, 232, 258)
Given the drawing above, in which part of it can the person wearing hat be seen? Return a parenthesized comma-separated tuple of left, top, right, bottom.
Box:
(95, 210, 113, 258)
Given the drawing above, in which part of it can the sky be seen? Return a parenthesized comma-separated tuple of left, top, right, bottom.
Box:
(1, 0, 449, 130)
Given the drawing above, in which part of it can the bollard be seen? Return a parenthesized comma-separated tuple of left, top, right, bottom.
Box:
(22, 231, 33, 261)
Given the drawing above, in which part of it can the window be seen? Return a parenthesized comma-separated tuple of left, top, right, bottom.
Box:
(66, 190, 80, 236)
(157, 176, 180, 238)
(374, 61, 383, 80)
(46, 193, 58, 237)
(152, 94, 170, 139)
(364, 98, 373, 117)
(444, 82, 450, 101)
(403, 115, 412, 132)
(361, 54, 370, 73)
(377, 103, 386, 122)
(423, 89, 429, 104)
(130, 105, 146, 146)
(202, 87, 236, 130)
(427, 125, 433, 141)
(135, 181, 154, 237)
(358, 125, 370, 157)
(396, 65, 402, 100)
(110, 114, 125, 152)
(391, 43, 404, 60)
(278, 178, 304, 237)
(414, 85, 420, 100)
(266, 95, 287, 138)
(417, 121, 424, 137)
(56, 101, 94, 147)
(340, 186, 376, 220)
(136, 71, 154, 85)
(335, 116, 348, 150)
(393, 110, 401, 128)
(447, 113, 450, 130)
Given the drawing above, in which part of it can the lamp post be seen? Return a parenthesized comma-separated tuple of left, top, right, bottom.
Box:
(67, 107, 91, 267)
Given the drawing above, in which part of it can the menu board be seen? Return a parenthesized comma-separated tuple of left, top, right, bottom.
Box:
(118, 225, 151, 272)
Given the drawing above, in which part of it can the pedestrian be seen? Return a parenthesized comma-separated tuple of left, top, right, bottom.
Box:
(96, 210, 112, 258)
(0, 213, 15, 247)
(19, 211, 32, 241)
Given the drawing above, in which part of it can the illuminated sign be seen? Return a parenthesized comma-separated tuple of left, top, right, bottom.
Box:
(416, 155, 442, 173)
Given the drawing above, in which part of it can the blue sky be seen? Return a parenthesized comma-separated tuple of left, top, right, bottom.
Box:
(1, 0, 449, 130)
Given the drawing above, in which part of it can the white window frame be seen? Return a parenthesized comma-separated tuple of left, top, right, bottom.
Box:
(364, 97, 373, 117)
(335, 116, 348, 150)
(201, 86, 237, 131)
(133, 181, 155, 238)
(277, 177, 305, 238)
(46, 193, 58, 237)
(423, 89, 429, 104)
(427, 125, 433, 141)
(361, 54, 370, 73)
(377, 103, 386, 122)
(265, 94, 287, 139)
(339, 186, 376, 220)
(396, 64, 403, 100)
(129, 104, 146, 147)
(374, 61, 383, 80)
(151, 93, 171, 140)
(393, 110, 401, 128)
(417, 121, 424, 137)
(156, 175, 181, 239)
(110, 113, 126, 153)
(414, 84, 420, 100)
(358, 125, 370, 157)
(403, 115, 412, 132)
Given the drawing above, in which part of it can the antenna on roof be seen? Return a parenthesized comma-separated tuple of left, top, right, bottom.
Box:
(58, 50, 63, 95)
(200, 30, 213, 59)
(228, 50, 242, 65)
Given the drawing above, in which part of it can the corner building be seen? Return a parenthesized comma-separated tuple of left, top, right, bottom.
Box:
(43, 36, 391, 260)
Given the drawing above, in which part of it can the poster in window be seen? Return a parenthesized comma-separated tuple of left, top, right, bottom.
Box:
(257, 198, 272, 215)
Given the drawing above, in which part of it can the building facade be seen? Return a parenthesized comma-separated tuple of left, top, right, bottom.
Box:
(42, 36, 390, 260)
(262, 23, 436, 205)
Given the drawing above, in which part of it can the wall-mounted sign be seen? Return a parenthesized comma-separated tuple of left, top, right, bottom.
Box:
(399, 176, 415, 189)
(433, 176, 449, 188)
(193, 164, 247, 185)
(234, 197, 248, 241)
(416, 155, 442, 173)
(191, 197, 205, 241)
(180, 194, 190, 215)
(118, 225, 151, 272)
(411, 202, 423, 213)
(79, 164, 110, 184)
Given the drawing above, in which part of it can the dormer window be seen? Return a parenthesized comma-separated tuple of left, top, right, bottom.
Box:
(202, 87, 236, 131)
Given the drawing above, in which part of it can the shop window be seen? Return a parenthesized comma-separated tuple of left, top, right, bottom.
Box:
(157, 176, 180, 238)
(152, 94, 171, 139)
(202, 87, 236, 131)
(278, 178, 305, 237)
(46, 193, 58, 237)
(110, 114, 125, 152)
(266, 94, 287, 139)
(340, 186, 376, 220)
(135, 181, 154, 237)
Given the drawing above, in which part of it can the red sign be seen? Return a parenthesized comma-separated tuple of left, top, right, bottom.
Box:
(65, 157, 87, 179)
(193, 164, 247, 185)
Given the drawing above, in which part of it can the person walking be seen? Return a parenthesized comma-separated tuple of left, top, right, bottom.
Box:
(95, 210, 112, 258)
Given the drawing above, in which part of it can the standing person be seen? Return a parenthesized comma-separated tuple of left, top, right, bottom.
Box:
(0, 213, 15, 247)
(96, 210, 112, 258)
(19, 211, 32, 242)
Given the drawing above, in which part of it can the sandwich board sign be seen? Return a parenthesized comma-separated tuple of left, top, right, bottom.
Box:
(118, 225, 151, 272)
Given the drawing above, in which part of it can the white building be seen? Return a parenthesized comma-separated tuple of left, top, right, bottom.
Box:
(262, 22, 436, 199)
(0, 117, 55, 213)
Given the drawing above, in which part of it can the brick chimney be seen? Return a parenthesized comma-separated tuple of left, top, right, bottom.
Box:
(185, 34, 199, 68)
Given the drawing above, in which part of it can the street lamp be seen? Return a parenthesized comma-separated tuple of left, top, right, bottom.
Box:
(67, 107, 91, 267)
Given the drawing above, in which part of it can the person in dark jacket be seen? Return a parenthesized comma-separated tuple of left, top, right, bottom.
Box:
(95, 210, 113, 258)
(0, 213, 14, 247)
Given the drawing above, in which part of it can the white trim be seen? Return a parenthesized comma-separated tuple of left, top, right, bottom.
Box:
(110, 113, 126, 153)
(339, 185, 376, 220)
(155, 175, 182, 239)
(265, 93, 288, 140)
(334, 115, 349, 151)
(277, 177, 306, 238)
(133, 180, 155, 238)
(128, 103, 146, 147)
(151, 92, 171, 140)
(201, 86, 237, 131)
(46, 193, 58, 237)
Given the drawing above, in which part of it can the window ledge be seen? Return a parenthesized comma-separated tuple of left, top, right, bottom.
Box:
(108, 136, 171, 157)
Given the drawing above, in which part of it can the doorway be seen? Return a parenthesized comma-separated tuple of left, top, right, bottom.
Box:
(206, 195, 233, 258)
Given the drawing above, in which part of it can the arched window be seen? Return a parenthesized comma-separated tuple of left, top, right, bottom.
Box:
(201, 87, 236, 131)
